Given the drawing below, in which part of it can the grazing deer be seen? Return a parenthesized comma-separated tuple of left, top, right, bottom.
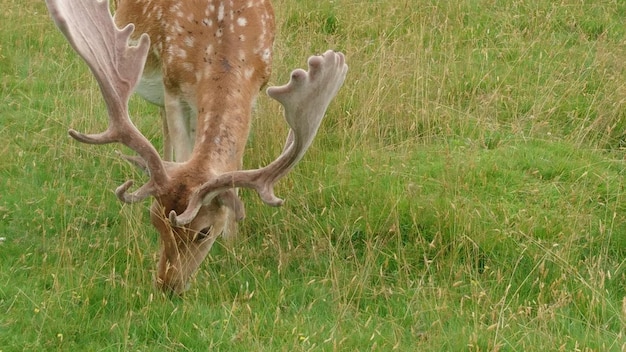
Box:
(45, 0, 348, 295)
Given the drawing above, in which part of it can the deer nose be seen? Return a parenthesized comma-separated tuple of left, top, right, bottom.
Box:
(155, 276, 190, 296)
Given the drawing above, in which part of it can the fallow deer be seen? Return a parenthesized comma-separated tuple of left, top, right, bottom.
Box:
(45, 0, 348, 295)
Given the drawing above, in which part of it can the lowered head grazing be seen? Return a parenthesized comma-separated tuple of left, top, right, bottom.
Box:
(46, 0, 348, 295)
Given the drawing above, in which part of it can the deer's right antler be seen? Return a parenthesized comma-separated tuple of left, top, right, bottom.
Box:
(46, 0, 168, 202)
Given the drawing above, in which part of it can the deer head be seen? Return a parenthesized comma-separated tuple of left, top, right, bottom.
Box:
(46, 0, 347, 295)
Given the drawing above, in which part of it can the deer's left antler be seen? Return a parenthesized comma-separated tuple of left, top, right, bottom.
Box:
(171, 50, 348, 226)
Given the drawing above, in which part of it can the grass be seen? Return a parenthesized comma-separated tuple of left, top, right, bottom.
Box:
(1, 0, 625, 350)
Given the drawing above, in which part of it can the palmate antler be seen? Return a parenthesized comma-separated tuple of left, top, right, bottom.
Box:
(171, 51, 348, 226)
(46, 0, 169, 202)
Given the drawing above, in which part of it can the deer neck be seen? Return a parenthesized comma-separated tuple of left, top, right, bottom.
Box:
(188, 76, 256, 173)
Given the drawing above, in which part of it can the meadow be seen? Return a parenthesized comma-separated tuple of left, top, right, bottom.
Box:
(1, 0, 625, 350)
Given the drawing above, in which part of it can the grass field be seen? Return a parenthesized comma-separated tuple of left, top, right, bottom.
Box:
(1, 0, 625, 350)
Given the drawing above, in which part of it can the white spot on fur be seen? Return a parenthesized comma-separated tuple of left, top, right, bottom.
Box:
(244, 68, 254, 79)
(174, 21, 184, 34)
(261, 48, 271, 63)
(218, 3, 225, 21)
(184, 36, 195, 48)
(237, 17, 247, 27)
(176, 47, 187, 59)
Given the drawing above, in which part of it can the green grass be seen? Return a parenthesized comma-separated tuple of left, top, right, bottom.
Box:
(1, 0, 625, 350)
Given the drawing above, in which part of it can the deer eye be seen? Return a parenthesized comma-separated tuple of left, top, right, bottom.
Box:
(195, 226, 213, 242)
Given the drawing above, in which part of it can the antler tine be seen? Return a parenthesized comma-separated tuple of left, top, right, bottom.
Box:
(46, 0, 169, 201)
(170, 50, 348, 226)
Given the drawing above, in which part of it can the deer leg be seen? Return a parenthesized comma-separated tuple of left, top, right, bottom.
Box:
(160, 107, 173, 161)
(164, 90, 193, 162)
(185, 103, 197, 153)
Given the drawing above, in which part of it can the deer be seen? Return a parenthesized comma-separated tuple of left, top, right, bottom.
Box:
(45, 0, 348, 295)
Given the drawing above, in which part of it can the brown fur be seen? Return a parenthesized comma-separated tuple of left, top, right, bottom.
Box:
(115, 0, 275, 294)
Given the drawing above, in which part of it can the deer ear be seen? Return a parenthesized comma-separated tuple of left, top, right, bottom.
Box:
(217, 190, 246, 221)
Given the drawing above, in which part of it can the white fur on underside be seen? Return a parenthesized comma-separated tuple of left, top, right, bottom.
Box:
(136, 69, 165, 106)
